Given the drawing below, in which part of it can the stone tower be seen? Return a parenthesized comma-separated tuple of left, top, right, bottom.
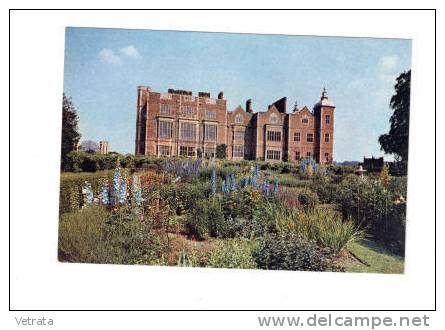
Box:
(313, 88, 335, 164)
(99, 141, 109, 154)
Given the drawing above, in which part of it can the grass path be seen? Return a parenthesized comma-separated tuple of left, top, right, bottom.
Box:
(344, 240, 404, 274)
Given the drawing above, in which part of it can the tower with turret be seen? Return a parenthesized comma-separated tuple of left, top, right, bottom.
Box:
(313, 88, 335, 164)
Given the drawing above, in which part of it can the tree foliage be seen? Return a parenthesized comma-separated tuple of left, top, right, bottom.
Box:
(379, 70, 411, 162)
(216, 144, 227, 159)
(61, 94, 81, 170)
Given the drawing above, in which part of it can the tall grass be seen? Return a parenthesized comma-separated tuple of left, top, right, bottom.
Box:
(266, 205, 364, 254)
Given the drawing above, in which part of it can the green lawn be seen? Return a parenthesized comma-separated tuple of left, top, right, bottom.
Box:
(344, 240, 405, 274)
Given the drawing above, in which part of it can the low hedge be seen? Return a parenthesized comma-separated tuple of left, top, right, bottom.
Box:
(59, 170, 114, 214)
(64, 152, 164, 173)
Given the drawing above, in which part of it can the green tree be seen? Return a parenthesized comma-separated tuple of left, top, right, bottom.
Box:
(378, 70, 411, 162)
(216, 144, 227, 159)
(61, 94, 81, 170)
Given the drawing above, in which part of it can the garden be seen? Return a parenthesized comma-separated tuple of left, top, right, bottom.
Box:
(58, 153, 407, 273)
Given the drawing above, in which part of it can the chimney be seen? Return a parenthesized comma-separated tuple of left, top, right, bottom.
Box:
(218, 91, 224, 99)
(246, 99, 253, 113)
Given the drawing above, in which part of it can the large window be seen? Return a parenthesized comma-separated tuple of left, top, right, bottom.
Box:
(325, 115, 331, 124)
(180, 122, 197, 140)
(307, 133, 314, 143)
(204, 124, 217, 141)
(205, 109, 217, 120)
(234, 131, 244, 141)
(158, 121, 172, 138)
(266, 150, 281, 160)
(295, 151, 301, 160)
(325, 133, 330, 143)
(306, 151, 311, 158)
(181, 106, 195, 117)
(158, 145, 171, 156)
(179, 146, 195, 157)
(294, 131, 301, 142)
(160, 104, 171, 114)
(233, 145, 244, 158)
(267, 131, 281, 142)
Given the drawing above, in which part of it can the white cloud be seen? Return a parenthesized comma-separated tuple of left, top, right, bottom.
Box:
(119, 45, 141, 59)
(98, 48, 121, 64)
(380, 55, 399, 71)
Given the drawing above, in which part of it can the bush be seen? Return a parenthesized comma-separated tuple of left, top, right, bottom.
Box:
(184, 198, 224, 240)
(312, 176, 339, 203)
(159, 182, 209, 215)
(297, 190, 319, 210)
(216, 144, 227, 159)
(207, 239, 257, 269)
(64, 152, 163, 172)
(58, 206, 167, 264)
(253, 233, 330, 271)
(333, 175, 406, 254)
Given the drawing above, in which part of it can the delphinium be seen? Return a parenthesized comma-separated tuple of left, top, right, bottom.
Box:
(118, 172, 127, 205)
(225, 174, 231, 192)
(255, 164, 260, 177)
(221, 180, 227, 193)
(273, 179, 279, 195)
(162, 159, 202, 179)
(230, 173, 236, 192)
(252, 173, 258, 188)
(112, 163, 122, 206)
(82, 181, 94, 207)
(99, 179, 110, 206)
(210, 168, 217, 195)
(263, 177, 269, 197)
(132, 174, 143, 207)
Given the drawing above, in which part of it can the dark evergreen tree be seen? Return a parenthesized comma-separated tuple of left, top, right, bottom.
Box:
(216, 144, 227, 159)
(61, 94, 81, 170)
(379, 70, 411, 162)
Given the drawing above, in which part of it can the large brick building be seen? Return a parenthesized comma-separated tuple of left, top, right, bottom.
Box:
(135, 86, 335, 163)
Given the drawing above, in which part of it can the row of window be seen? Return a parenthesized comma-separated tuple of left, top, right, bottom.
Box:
(157, 145, 216, 158)
(158, 121, 217, 141)
(159, 104, 217, 119)
(158, 144, 330, 162)
(300, 115, 331, 125)
(293, 132, 330, 143)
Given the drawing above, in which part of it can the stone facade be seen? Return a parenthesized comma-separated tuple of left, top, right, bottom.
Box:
(135, 87, 335, 164)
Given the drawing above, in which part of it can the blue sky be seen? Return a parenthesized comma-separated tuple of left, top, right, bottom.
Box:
(63, 27, 411, 161)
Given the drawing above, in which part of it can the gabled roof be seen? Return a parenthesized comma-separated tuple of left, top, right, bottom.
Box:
(292, 106, 314, 116)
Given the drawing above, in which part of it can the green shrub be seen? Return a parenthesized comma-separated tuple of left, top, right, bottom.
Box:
(58, 206, 167, 264)
(253, 233, 330, 271)
(333, 175, 406, 254)
(207, 239, 257, 269)
(64, 152, 163, 172)
(312, 176, 339, 203)
(297, 190, 319, 210)
(184, 198, 224, 240)
(216, 144, 227, 159)
(159, 182, 209, 215)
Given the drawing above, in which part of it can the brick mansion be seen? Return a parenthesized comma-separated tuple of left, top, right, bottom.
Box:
(135, 86, 335, 164)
